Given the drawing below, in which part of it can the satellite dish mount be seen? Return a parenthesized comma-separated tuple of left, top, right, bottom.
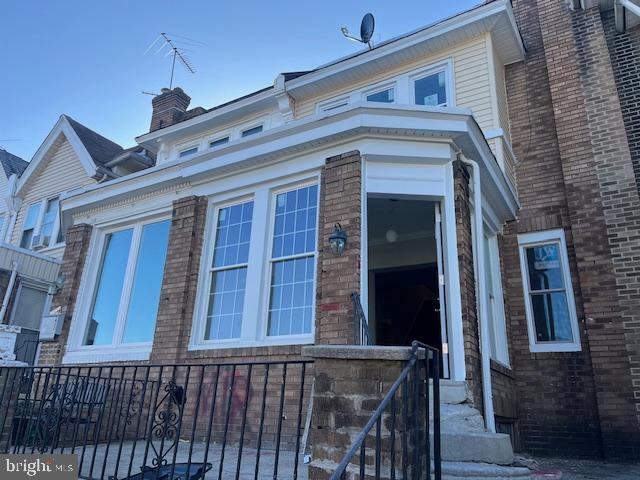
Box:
(341, 13, 375, 50)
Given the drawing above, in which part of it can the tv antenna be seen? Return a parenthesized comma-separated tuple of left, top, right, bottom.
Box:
(144, 32, 198, 89)
(341, 13, 375, 50)
(0, 139, 20, 150)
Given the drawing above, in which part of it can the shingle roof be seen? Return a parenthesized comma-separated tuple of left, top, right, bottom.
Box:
(0, 149, 28, 178)
(64, 115, 124, 167)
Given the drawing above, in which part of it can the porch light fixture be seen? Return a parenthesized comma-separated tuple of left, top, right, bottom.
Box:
(328, 223, 348, 256)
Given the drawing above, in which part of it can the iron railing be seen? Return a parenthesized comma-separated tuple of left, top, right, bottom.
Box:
(331, 341, 441, 480)
(0, 360, 312, 480)
(351, 292, 371, 345)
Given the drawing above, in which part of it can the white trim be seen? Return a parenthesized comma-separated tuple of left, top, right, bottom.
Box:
(410, 59, 455, 107)
(190, 174, 320, 351)
(517, 229, 581, 353)
(363, 82, 397, 104)
(64, 212, 171, 362)
(316, 96, 350, 114)
(484, 233, 510, 367)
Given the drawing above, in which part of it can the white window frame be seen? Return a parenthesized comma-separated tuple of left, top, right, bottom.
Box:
(410, 59, 454, 107)
(64, 210, 171, 363)
(484, 234, 510, 366)
(240, 124, 264, 138)
(179, 145, 199, 158)
(362, 82, 396, 104)
(208, 135, 231, 149)
(190, 175, 320, 350)
(20, 196, 64, 251)
(316, 96, 350, 114)
(518, 229, 581, 353)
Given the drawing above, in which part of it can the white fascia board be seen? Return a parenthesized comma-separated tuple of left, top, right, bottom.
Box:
(285, 0, 523, 98)
(16, 116, 98, 196)
(136, 88, 276, 148)
(62, 104, 517, 224)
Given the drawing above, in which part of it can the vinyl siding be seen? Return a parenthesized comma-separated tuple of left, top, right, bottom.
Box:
(10, 135, 96, 259)
(294, 35, 497, 134)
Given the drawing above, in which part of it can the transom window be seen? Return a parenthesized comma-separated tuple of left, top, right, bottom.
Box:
(414, 70, 448, 107)
(267, 185, 318, 337)
(179, 146, 198, 158)
(366, 87, 394, 103)
(82, 219, 171, 347)
(209, 137, 230, 149)
(205, 201, 253, 340)
(241, 125, 263, 137)
(518, 229, 580, 352)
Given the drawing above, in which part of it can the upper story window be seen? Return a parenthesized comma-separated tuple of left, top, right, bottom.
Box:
(518, 229, 581, 353)
(365, 87, 395, 103)
(413, 69, 448, 107)
(20, 197, 62, 250)
(209, 136, 230, 149)
(179, 146, 198, 158)
(82, 218, 171, 348)
(241, 125, 263, 137)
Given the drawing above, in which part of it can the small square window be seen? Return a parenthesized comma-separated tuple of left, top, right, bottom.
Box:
(179, 147, 198, 158)
(366, 88, 394, 103)
(209, 137, 230, 148)
(241, 125, 263, 137)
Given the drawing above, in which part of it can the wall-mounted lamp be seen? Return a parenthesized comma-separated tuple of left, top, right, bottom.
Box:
(328, 223, 348, 256)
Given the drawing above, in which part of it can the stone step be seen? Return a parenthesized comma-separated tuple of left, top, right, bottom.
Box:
(434, 403, 487, 432)
(439, 430, 514, 465)
(433, 380, 468, 405)
(441, 461, 533, 479)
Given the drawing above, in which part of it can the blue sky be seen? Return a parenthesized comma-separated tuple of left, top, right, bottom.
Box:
(0, 1, 480, 161)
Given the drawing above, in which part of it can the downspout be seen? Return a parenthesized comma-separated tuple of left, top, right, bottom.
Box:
(460, 156, 496, 433)
(0, 262, 19, 322)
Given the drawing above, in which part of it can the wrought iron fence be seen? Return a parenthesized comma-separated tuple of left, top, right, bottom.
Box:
(331, 341, 441, 480)
(0, 360, 313, 480)
(351, 292, 370, 345)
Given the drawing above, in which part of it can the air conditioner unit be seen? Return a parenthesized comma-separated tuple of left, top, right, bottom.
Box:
(31, 235, 50, 250)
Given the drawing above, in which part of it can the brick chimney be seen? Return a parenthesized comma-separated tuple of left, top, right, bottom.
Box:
(150, 87, 191, 132)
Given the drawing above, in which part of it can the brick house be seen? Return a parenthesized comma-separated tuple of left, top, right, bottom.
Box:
(9, 0, 640, 467)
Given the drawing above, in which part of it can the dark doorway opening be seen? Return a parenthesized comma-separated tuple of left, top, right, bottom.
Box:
(373, 264, 441, 349)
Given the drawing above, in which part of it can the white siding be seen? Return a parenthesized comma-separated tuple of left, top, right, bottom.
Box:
(10, 135, 96, 259)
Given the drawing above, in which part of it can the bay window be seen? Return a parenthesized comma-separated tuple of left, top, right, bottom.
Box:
(82, 218, 171, 348)
(518, 229, 581, 352)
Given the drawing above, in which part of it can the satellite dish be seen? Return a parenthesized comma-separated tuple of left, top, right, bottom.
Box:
(361, 13, 375, 45)
(341, 13, 376, 50)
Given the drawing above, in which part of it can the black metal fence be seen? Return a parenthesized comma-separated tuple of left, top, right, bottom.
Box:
(331, 341, 442, 480)
(351, 292, 370, 345)
(0, 360, 313, 480)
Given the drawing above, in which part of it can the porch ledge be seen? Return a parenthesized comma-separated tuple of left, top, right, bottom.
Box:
(302, 345, 418, 361)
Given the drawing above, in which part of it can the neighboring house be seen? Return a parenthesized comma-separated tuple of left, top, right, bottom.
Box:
(17, 0, 640, 466)
(0, 115, 153, 364)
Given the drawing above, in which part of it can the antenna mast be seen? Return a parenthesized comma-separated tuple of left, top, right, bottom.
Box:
(145, 32, 197, 89)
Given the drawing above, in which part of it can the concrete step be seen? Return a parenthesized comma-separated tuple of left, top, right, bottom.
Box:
(433, 380, 468, 405)
(434, 403, 487, 432)
(441, 461, 533, 479)
(438, 430, 514, 465)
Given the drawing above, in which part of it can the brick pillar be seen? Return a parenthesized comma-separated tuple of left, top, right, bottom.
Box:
(38, 224, 93, 366)
(453, 161, 483, 412)
(150, 196, 208, 364)
(316, 151, 362, 345)
(303, 345, 415, 480)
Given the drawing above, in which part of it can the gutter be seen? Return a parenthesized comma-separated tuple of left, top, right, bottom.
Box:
(460, 156, 496, 433)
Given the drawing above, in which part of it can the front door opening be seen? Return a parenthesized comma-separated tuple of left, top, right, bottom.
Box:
(367, 197, 448, 373)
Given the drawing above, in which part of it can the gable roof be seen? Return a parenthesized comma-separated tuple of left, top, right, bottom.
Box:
(0, 149, 28, 178)
(65, 116, 124, 167)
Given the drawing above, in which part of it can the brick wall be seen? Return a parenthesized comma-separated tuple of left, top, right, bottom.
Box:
(453, 161, 483, 412)
(502, 0, 640, 459)
(38, 224, 93, 366)
(315, 151, 362, 345)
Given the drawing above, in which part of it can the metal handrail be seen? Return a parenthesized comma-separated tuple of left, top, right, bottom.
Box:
(331, 340, 441, 480)
(351, 292, 371, 345)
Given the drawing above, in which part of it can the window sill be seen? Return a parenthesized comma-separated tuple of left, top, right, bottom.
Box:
(62, 346, 151, 364)
(529, 342, 581, 353)
(189, 335, 314, 352)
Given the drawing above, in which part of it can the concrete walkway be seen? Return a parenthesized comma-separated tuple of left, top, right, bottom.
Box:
(533, 457, 640, 480)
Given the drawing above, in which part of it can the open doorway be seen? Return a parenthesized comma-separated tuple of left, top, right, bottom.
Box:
(367, 197, 448, 373)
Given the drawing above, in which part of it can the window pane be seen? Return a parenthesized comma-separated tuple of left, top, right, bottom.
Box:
(23, 204, 40, 230)
(241, 125, 263, 137)
(122, 220, 171, 343)
(415, 71, 447, 106)
(179, 147, 198, 157)
(84, 229, 133, 345)
(267, 257, 314, 336)
(40, 197, 59, 243)
(271, 185, 318, 258)
(210, 137, 229, 148)
(531, 292, 573, 343)
(10, 286, 47, 331)
(205, 267, 247, 340)
(212, 201, 253, 268)
(366, 88, 394, 103)
(20, 230, 33, 249)
(525, 243, 564, 291)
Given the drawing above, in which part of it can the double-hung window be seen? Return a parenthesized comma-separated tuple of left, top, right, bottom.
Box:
(205, 201, 253, 340)
(20, 197, 63, 249)
(518, 229, 580, 352)
(267, 184, 318, 337)
(20, 203, 42, 248)
(81, 218, 171, 348)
